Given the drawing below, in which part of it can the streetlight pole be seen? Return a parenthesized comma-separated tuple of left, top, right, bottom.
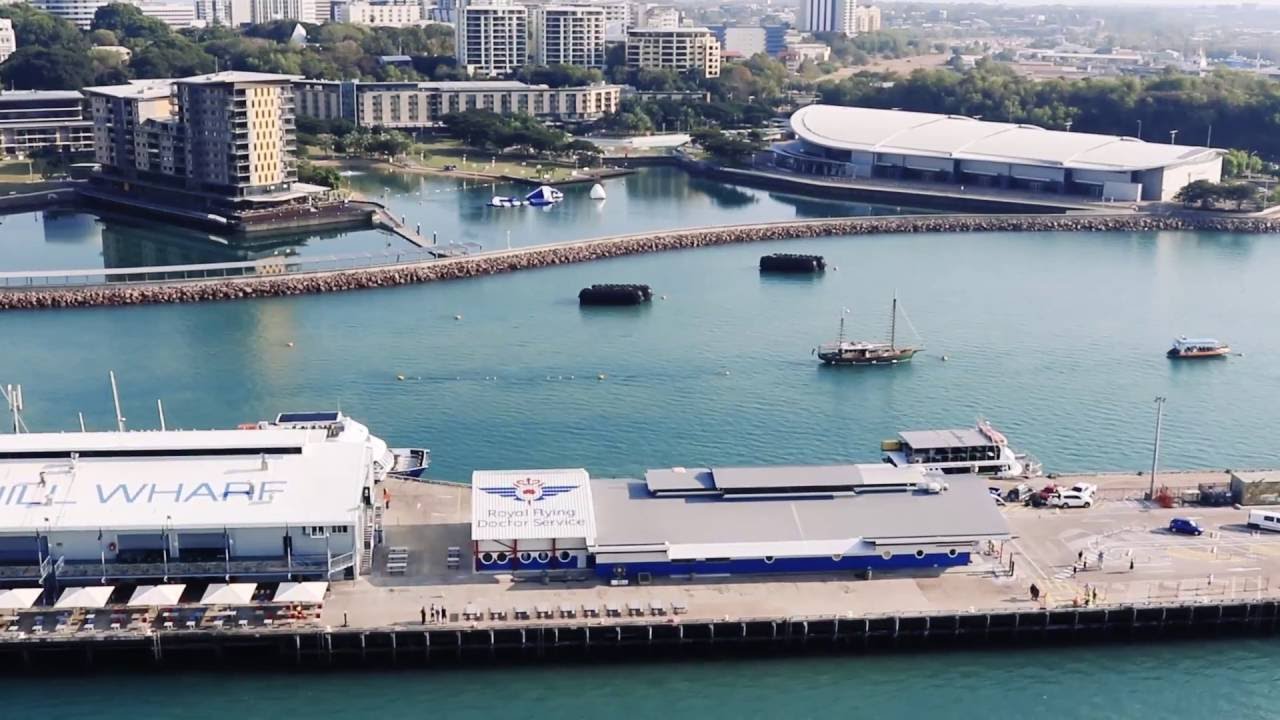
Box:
(1137, 119, 1142, 140)
(1148, 397, 1166, 500)
(1169, 129, 1178, 145)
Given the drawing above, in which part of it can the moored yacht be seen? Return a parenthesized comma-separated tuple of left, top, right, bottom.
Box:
(881, 420, 1040, 478)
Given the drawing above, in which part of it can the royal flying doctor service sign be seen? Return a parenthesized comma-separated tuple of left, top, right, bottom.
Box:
(471, 469, 597, 542)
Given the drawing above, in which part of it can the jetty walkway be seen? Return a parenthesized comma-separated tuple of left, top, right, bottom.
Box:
(1, 212, 1278, 310)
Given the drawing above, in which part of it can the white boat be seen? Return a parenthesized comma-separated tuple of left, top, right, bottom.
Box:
(881, 420, 1040, 478)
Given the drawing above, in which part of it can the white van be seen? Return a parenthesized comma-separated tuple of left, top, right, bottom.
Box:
(1247, 509, 1280, 532)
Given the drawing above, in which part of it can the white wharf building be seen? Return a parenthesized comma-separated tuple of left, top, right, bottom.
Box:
(0, 412, 400, 587)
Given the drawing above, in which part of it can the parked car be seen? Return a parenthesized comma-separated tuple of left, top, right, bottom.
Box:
(1006, 483, 1036, 503)
(1037, 484, 1062, 501)
(1168, 517, 1204, 536)
(1069, 483, 1098, 496)
(1047, 490, 1094, 509)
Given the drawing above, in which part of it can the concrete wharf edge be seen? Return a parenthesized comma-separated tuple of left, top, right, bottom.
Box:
(2, 212, 1277, 311)
(2, 599, 1278, 671)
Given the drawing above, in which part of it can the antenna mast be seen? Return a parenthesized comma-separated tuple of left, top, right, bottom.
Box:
(109, 371, 126, 432)
(890, 292, 897, 350)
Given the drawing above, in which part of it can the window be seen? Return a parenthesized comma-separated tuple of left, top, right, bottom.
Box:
(914, 549, 926, 559)
(306, 526, 328, 538)
(329, 525, 349, 534)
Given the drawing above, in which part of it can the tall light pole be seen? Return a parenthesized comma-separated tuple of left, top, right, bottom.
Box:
(1169, 129, 1178, 145)
(1149, 397, 1166, 500)
(1137, 119, 1142, 140)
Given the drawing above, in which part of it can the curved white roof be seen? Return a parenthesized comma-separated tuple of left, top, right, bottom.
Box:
(790, 105, 1221, 173)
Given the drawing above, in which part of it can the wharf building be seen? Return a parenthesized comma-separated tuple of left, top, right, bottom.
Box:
(625, 26, 722, 79)
(775, 105, 1224, 202)
(0, 90, 94, 158)
(455, 0, 528, 78)
(529, 5, 607, 69)
(294, 79, 622, 126)
(471, 464, 1009, 579)
(81, 72, 325, 216)
(0, 413, 394, 589)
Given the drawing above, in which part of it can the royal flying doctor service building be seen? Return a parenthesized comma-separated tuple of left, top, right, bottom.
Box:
(471, 463, 1009, 579)
(772, 105, 1223, 202)
(0, 412, 391, 589)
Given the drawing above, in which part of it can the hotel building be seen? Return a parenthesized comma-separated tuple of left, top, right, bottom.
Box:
(625, 27, 721, 78)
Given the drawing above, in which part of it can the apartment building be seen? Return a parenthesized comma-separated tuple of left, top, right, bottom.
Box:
(530, 5, 606, 68)
(0, 18, 15, 64)
(799, 0, 859, 36)
(33, 0, 120, 29)
(456, 0, 528, 78)
(336, 0, 425, 26)
(853, 5, 880, 32)
(249, 0, 317, 23)
(294, 79, 621, 126)
(0, 90, 94, 157)
(138, 0, 198, 27)
(625, 27, 721, 78)
(83, 72, 301, 201)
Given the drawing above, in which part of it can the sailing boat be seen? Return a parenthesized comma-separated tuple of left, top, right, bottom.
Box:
(816, 294, 922, 366)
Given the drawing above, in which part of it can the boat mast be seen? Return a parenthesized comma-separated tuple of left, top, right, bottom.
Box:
(838, 315, 846, 344)
(890, 292, 897, 350)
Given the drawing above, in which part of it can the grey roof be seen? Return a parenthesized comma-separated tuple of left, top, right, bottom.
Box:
(898, 428, 993, 450)
(592, 479, 1009, 548)
(645, 467, 715, 493)
(178, 71, 303, 84)
(791, 105, 1222, 173)
(0, 90, 86, 103)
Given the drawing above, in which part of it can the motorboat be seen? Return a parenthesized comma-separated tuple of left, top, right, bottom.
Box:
(1167, 336, 1231, 359)
(881, 420, 1041, 478)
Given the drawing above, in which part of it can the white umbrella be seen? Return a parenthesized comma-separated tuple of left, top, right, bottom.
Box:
(54, 586, 114, 609)
(198, 583, 256, 605)
(126, 584, 187, 607)
(273, 582, 328, 604)
(0, 588, 43, 610)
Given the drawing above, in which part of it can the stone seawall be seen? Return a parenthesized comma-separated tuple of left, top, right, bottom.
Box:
(2, 213, 1277, 311)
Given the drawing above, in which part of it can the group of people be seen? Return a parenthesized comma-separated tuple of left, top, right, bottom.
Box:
(421, 604, 448, 624)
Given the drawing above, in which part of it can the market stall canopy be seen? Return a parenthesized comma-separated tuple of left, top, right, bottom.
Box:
(54, 586, 115, 609)
(0, 588, 43, 610)
(273, 582, 328, 604)
(127, 584, 187, 607)
(198, 583, 257, 606)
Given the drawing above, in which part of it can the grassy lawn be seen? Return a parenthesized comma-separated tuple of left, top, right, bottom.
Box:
(0, 160, 38, 181)
(404, 139, 588, 181)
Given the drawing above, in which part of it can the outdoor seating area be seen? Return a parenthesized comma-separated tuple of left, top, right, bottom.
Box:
(452, 599, 688, 625)
(0, 580, 331, 638)
(386, 547, 409, 575)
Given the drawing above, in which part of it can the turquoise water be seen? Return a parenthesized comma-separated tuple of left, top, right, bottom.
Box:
(0, 227, 1274, 480)
(4, 641, 1280, 718)
(0, 167, 909, 271)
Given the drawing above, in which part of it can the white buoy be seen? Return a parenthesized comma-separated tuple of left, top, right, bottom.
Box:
(597, 373, 607, 381)
(589, 183, 607, 200)
(941, 355, 949, 361)
(396, 374, 406, 381)
(454, 314, 462, 321)
(286, 341, 294, 347)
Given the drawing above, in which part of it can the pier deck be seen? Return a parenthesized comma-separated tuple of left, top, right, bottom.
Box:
(4, 469, 1279, 670)
(323, 470, 1279, 629)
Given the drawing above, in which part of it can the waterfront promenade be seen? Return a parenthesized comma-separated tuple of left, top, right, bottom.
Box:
(3, 211, 1279, 310)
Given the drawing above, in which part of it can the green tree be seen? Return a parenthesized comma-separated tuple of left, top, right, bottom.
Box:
(0, 3, 88, 53)
(0, 47, 95, 90)
(92, 3, 170, 45)
(90, 28, 119, 46)
(1173, 179, 1221, 209)
(1223, 149, 1263, 178)
(1219, 182, 1259, 210)
(131, 35, 216, 77)
(297, 160, 343, 188)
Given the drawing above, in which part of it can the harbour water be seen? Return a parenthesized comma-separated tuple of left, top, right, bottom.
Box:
(4, 640, 1280, 718)
(0, 167, 910, 271)
(0, 225, 1273, 480)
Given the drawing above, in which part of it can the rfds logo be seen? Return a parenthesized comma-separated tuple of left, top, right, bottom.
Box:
(482, 477, 577, 504)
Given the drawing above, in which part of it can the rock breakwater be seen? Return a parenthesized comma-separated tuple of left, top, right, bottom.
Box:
(2, 213, 1277, 311)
